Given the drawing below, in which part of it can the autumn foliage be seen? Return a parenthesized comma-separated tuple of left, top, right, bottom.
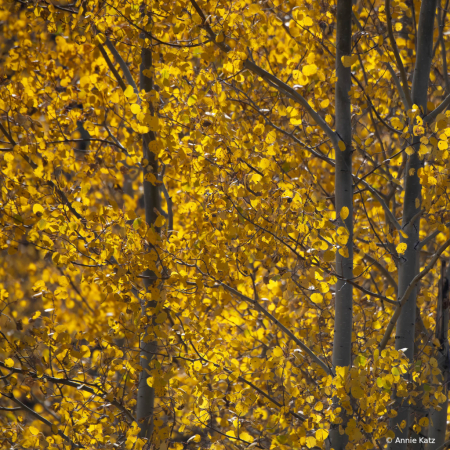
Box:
(1, 0, 450, 449)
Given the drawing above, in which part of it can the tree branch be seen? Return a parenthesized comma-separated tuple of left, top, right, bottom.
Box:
(0, 361, 134, 423)
(206, 276, 332, 375)
(104, 38, 139, 94)
(352, 11, 411, 110)
(354, 177, 401, 230)
(423, 92, 450, 123)
(97, 43, 127, 91)
(188, 0, 339, 148)
(2, 393, 83, 448)
(385, 0, 413, 107)
(379, 237, 450, 350)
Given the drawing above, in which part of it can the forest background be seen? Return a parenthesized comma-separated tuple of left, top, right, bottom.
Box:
(1, 0, 450, 449)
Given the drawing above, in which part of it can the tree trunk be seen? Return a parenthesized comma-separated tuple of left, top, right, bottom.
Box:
(389, 1, 437, 448)
(427, 260, 450, 449)
(136, 44, 162, 440)
(330, 0, 353, 448)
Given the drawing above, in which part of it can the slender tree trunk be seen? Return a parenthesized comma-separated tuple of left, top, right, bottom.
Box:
(427, 260, 450, 449)
(389, 1, 437, 448)
(136, 43, 162, 439)
(330, 0, 353, 448)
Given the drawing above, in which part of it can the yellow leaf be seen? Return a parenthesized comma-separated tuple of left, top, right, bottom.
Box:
(324, 250, 335, 262)
(351, 384, 364, 398)
(95, 33, 106, 44)
(4, 358, 14, 368)
(419, 417, 429, 427)
(338, 141, 346, 151)
(193, 360, 202, 371)
(155, 215, 166, 228)
(305, 436, 316, 448)
(254, 123, 265, 136)
(320, 99, 329, 109)
(33, 204, 44, 215)
(124, 85, 134, 98)
(110, 90, 120, 104)
(394, 22, 403, 31)
(340, 206, 349, 220)
(396, 243, 407, 254)
(130, 103, 141, 114)
(314, 402, 323, 411)
(302, 64, 317, 77)
(29, 426, 40, 436)
(265, 130, 276, 144)
(315, 429, 329, 441)
(341, 55, 358, 67)
(399, 230, 408, 239)
(156, 311, 167, 324)
(290, 117, 303, 126)
(273, 347, 283, 357)
(260, 158, 271, 170)
(311, 293, 323, 303)
(187, 95, 197, 106)
(302, 16, 313, 27)
(438, 140, 448, 150)
(146, 116, 159, 132)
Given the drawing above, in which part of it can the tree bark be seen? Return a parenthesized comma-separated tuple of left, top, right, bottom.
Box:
(427, 260, 450, 449)
(389, 1, 437, 448)
(330, 0, 353, 448)
(136, 43, 162, 439)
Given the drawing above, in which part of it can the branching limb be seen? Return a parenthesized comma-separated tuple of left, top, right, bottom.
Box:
(352, 11, 411, 109)
(97, 43, 127, 91)
(189, 339, 306, 422)
(424, 93, 450, 123)
(385, 0, 413, 107)
(360, 251, 398, 290)
(104, 39, 139, 94)
(0, 361, 134, 423)
(418, 222, 450, 249)
(343, 278, 398, 305)
(2, 393, 83, 448)
(188, 0, 339, 148)
(354, 177, 401, 230)
(379, 237, 450, 350)
(207, 275, 333, 375)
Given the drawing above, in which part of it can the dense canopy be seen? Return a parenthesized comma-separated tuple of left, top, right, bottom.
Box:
(1, 0, 450, 449)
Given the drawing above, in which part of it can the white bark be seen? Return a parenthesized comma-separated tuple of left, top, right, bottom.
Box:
(388, 0, 438, 448)
(330, 0, 353, 448)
